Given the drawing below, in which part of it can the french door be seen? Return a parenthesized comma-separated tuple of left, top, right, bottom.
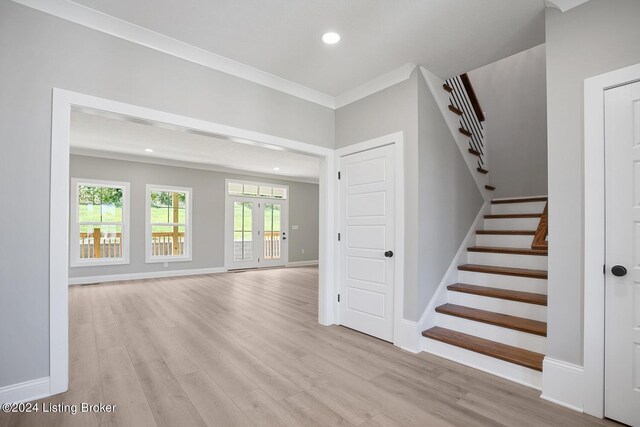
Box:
(226, 196, 288, 270)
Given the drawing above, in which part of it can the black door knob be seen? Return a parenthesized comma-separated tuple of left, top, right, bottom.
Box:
(384, 250, 394, 258)
(611, 265, 627, 277)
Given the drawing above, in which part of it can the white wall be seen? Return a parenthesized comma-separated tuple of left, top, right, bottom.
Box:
(545, 0, 640, 365)
(417, 71, 484, 312)
(69, 155, 319, 279)
(468, 44, 548, 198)
(0, 1, 333, 389)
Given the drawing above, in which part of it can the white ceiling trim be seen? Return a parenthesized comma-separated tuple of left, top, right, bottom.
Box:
(11, 0, 336, 108)
(334, 63, 417, 109)
(11, 0, 419, 110)
(70, 147, 320, 184)
(544, 0, 590, 13)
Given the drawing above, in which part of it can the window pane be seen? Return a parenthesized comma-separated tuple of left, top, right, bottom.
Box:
(259, 186, 272, 197)
(233, 201, 253, 261)
(150, 191, 186, 224)
(264, 203, 281, 260)
(78, 185, 123, 222)
(151, 225, 186, 257)
(243, 184, 258, 196)
(78, 224, 123, 259)
(228, 182, 243, 195)
(272, 187, 287, 199)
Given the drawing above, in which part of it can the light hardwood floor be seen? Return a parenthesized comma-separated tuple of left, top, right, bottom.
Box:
(1, 267, 619, 426)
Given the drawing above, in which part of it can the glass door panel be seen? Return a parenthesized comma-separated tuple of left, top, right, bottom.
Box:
(233, 201, 253, 262)
(264, 203, 281, 260)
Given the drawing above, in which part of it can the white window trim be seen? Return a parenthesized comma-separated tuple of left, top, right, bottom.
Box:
(145, 184, 193, 263)
(226, 178, 289, 200)
(70, 178, 130, 267)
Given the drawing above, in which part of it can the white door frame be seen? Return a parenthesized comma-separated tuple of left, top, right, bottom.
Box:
(334, 132, 405, 347)
(49, 88, 336, 398)
(583, 62, 640, 417)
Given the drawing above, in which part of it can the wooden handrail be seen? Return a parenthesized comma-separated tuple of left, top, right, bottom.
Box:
(531, 203, 548, 250)
(460, 73, 485, 123)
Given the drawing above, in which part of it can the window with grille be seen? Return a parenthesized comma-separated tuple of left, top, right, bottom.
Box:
(71, 178, 130, 266)
(146, 185, 192, 262)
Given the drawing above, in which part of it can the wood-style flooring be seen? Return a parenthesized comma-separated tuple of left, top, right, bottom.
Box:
(0, 267, 619, 426)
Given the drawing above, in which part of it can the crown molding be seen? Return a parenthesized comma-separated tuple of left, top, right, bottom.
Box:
(70, 147, 321, 184)
(544, 0, 590, 12)
(334, 63, 417, 109)
(10, 0, 336, 108)
(11, 0, 423, 110)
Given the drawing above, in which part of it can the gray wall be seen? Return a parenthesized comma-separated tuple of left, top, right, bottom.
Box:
(336, 71, 421, 320)
(417, 71, 484, 314)
(546, 0, 640, 365)
(468, 44, 548, 198)
(69, 155, 319, 279)
(335, 68, 483, 321)
(0, 1, 332, 388)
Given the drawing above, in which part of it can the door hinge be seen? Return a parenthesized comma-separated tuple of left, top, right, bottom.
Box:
(338, 171, 341, 180)
(603, 264, 606, 274)
(337, 294, 340, 303)
(338, 233, 341, 241)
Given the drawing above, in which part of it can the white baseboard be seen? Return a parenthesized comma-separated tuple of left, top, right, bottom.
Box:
(541, 357, 584, 412)
(0, 377, 51, 404)
(394, 319, 420, 353)
(286, 260, 319, 267)
(68, 267, 228, 285)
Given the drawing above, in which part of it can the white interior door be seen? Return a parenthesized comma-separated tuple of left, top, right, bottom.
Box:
(226, 196, 288, 270)
(339, 144, 395, 342)
(604, 81, 640, 427)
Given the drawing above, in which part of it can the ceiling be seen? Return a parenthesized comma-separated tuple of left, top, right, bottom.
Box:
(70, 110, 321, 182)
(69, 0, 546, 97)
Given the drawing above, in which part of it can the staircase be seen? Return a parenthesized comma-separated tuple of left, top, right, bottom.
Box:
(421, 196, 548, 389)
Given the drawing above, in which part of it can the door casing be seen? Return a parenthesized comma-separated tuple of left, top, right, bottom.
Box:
(334, 132, 407, 349)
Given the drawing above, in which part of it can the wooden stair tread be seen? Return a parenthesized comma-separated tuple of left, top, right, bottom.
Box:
(443, 83, 453, 93)
(485, 185, 496, 191)
(492, 196, 548, 205)
(476, 230, 535, 235)
(422, 327, 544, 371)
(467, 246, 547, 256)
(468, 148, 481, 156)
(435, 304, 547, 336)
(459, 127, 472, 137)
(447, 283, 547, 306)
(448, 105, 463, 116)
(484, 213, 542, 219)
(458, 264, 548, 279)
(477, 167, 489, 174)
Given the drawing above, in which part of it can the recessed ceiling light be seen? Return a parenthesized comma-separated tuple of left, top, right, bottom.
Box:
(273, 167, 280, 171)
(322, 32, 341, 45)
(145, 148, 153, 152)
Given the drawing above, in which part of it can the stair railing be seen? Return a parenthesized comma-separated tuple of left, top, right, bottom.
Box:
(445, 73, 487, 172)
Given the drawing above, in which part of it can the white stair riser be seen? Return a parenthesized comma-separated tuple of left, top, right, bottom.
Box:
(458, 271, 548, 294)
(491, 201, 547, 216)
(467, 252, 548, 270)
(484, 218, 540, 230)
(475, 234, 534, 248)
(447, 292, 547, 322)
(422, 338, 542, 389)
(435, 313, 547, 354)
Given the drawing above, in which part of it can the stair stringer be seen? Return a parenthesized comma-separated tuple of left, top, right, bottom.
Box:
(419, 66, 492, 201)
(416, 202, 490, 337)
